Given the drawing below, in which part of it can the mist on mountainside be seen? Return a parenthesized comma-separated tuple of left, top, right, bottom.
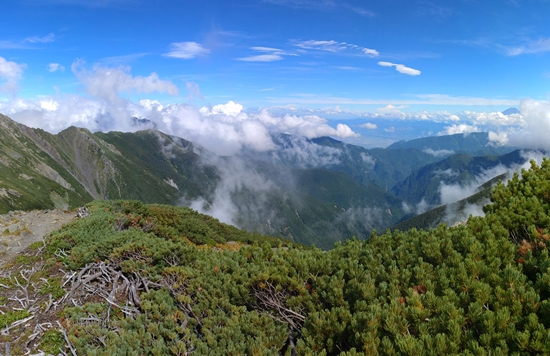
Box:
(180, 134, 405, 247)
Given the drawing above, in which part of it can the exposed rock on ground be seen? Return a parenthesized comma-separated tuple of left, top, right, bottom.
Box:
(0, 209, 76, 263)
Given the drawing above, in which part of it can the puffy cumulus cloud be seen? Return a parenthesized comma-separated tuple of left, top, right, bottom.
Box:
(2, 96, 358, 156)
(377, 104, 406, 113)
(0, 95, 108, 133)
(488, 131, 509, 146)
(506, 99, 550, 150)
(1, 61, 358, 156)
(71, 60, 179, 106)
(200, 101, 244, 117)
(364, 109, 461, 122)
(163, 42, 210, 59)
(360, 122, 377, 129)
(0, 57, 26, 94)
(439, 123, 480, 135)
(256, 111, 358, 139)
(462, 110, 524, 126)
(378, 61, 421, 76)
(47, 63, 65, 73)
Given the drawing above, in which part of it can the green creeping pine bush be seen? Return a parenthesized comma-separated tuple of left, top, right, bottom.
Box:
(45, 160, 550, 355)
(0, 309, 31, 329)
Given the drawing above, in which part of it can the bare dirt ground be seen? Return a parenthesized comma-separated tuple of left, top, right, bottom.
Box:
(0, 209, 76, 264)
(0, 209, 78, 354)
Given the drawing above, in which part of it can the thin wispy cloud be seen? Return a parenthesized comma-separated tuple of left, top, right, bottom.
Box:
(164, 42, 210, 59)
(293, 40, 379, 57)
(263, 0, 375, 17)
(101, 53, 150, 64)
(0, 41, 29, 50)
(238, 54, 283, 62)
(25, 33, 55, 43)
(47, 63, 65, 72)
(341, 4, 375, 17)
(237, 46, 295, 62)
(0, 33, 56, 49)
(416, 2, 453, 17)
(378, 61, 421, 76)
(505, 38, 550, 56)
(335, 66, 360, 71)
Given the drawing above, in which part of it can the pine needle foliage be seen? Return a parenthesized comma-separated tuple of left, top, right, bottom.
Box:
(44, 159, 550, 354)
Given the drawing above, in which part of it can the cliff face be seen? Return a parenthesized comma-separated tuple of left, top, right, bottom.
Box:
(0, 114, 216, 214)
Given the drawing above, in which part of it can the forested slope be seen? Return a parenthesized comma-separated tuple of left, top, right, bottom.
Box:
(4, 160, 550, 354)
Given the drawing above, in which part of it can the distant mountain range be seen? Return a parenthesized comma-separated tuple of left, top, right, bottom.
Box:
(387, 132, 515, 156)
(0, 113, 537, 248)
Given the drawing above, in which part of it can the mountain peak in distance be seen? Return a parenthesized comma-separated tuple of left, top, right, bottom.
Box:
(502, 107, 520, 115)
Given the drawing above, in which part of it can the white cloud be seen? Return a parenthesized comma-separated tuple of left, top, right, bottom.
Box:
(237, 54, 283, 62)
(363, 48, 379, 57)
(200, 101, 244, 117)
(71, 60, 179, 106)
(237, 46, 295, 62)
(416, 199, 430, 214)
(461, 110, 524, 126)
(25, 33, 55, 43)
(0, 56, 26, 94)
(505, 38, 550, 56)
(438, 157, 542, 207)
(377, 104, 406, 113)
(360, 151, 375, 165)
(163, 42, 210, 59)
(251, 46, 283, 52)
(335, 66, 359, 71)
(294, 39, 337, 50)
(186, 81, 204, 100)
(360, 122, 377, 129)
(423, 148, 454, 157)
(439, 123, 479, 135)
(488, 131, 509, 146)
(506, 98, 550, 150)
(378, 61, 421, 76)
(47, 63, 65, 73)
(293, 39, 378, 57)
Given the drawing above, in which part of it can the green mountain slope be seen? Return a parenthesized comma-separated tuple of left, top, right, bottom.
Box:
(5, 159, 550, 354)
(392, 174, 506, 231)
(387, 132, 515, 156)
(311, 136, 442, 188)
(0, 114, 92, 212)
(392, 150, 527, 205)
(0, 115, 408, 248)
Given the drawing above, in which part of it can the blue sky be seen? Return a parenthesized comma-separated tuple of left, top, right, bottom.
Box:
(1, 0, 550, 150)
